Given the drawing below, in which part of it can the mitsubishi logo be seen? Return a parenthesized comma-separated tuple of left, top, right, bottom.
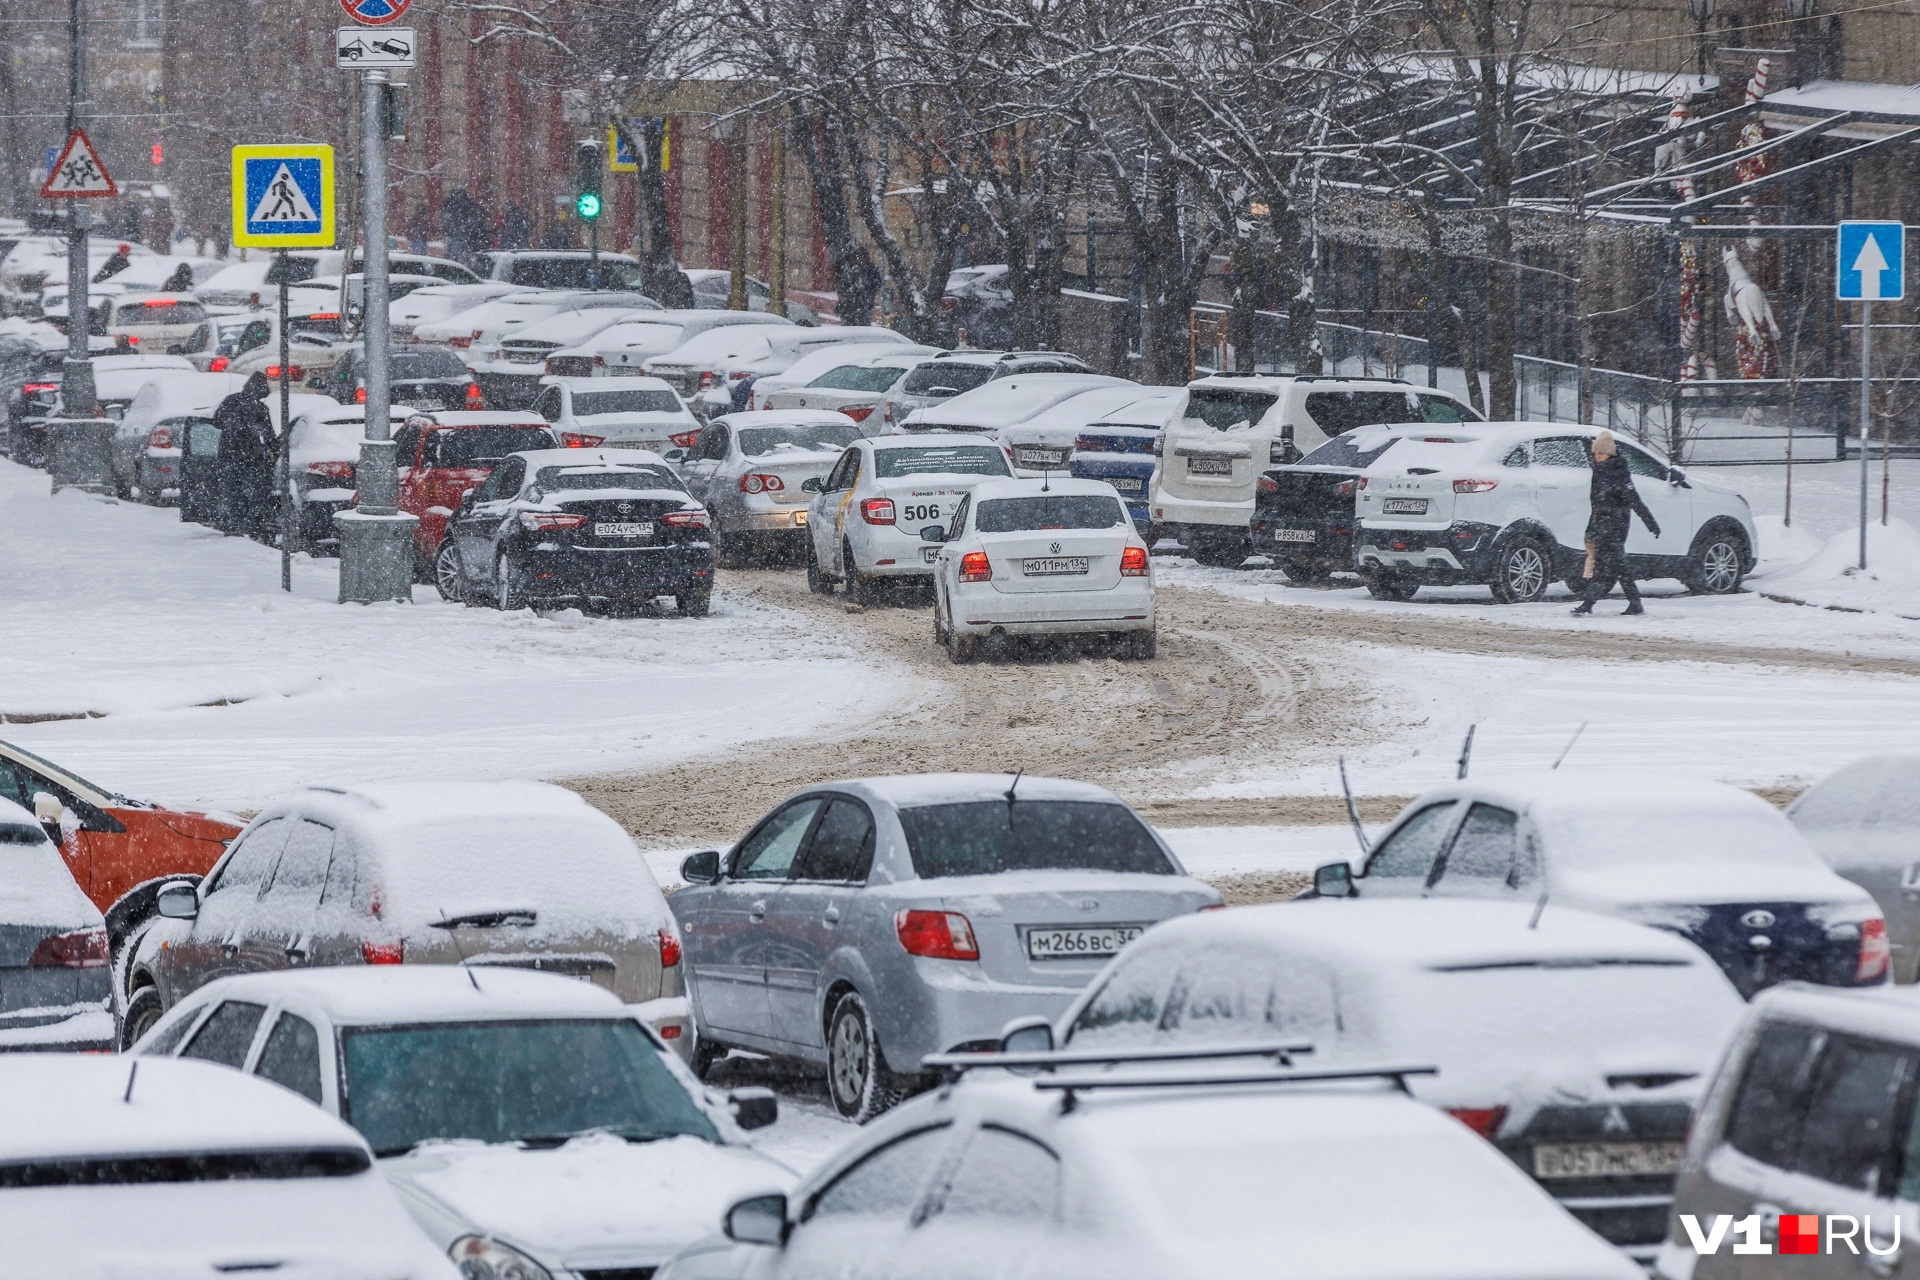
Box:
(1601, 1106, 1631, 1136)
(1740, 909, 1777, 930)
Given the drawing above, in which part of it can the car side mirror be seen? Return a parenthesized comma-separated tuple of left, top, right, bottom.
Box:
(998, 1015, 1054, 1055)
(680, 849, 722, 885)
(725, 1193, 789, 1247)
(920, 525, 945, 543)
(458, 487, 476, 509)
(1669, 466, 1688, 487)
(800, 476, 822, 493)
(1311, 861, 1354, 899)
(662, 447, 687, 464)
(728, 1087, 779, 1131)
(156, 881, 199, 920)
(31, 791, 64, 843)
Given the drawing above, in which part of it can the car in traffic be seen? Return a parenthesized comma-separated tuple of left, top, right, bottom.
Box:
(1353, 424, 1756, 603)
(123, 779, 691, 1052)
(186, 310, 275, 371)
(102, 292, 209, 352)
(1046, 897, 1744, 1259)
(544, 310, 794, 378)
(759, 349, 933, 423)
(902, 372, 1135, 439)
(388, 281, 530, 343)
(60, 351, 196, 421)
(530, 374, 701, 450)
(1069, 388, 1187, 538)
(108, 369, 245, 502)
(803, 432, 1015, 600)
(390, 409, 558, 576)
(927, 477, 1156, 662)
(646, 325, 912, 418)
(134, 967, 793, 1280)
(1788, 752, 1920, 982)
(1251, 424, 1430, 583)
(435, 448, 716, 615)
(672, 773, 1222, 1119)
(287, 403, 413, 551)
(678, 410, 865, 567)
(195, 250, 345, 310)
(682, 268, 817, 322)
(319, 345, 485, 412)
(1311, 772, 1887, 998)
(0, 796, 113, 1052)
(745, 341, 938, 411)
(1, 1053, 458, 1277)
(880, 349, 1095, 430)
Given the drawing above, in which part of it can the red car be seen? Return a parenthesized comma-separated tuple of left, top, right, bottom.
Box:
(0, 739, 240, 947)
(390, 411, 559, 577)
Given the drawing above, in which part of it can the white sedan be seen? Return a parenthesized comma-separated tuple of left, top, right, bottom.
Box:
(928, 476, 1155, 661)
(531, 374, 702, 452)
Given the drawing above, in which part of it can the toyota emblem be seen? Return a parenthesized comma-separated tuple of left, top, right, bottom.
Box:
(1740, 909, 1777, 930)
(1049, 542, 1061, 554)
(616, 502, 632, 513)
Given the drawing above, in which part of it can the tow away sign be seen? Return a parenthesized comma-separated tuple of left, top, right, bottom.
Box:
(230, 145, 336, 248)
(336, 27, 415, 67)
(41, 128, 116, 198)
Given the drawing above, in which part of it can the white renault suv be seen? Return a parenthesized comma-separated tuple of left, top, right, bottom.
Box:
(1354, 423, 1756, 603)
(1150, 374, 1479, 567)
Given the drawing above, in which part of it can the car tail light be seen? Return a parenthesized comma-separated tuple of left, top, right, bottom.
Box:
(520, 511, 588, 532)
(464, 383, 485, 409)
(698, 370, 717, 390)
(1453, 479, 1498, 494)
(668, 428, 701, 449)
(1335, 479, 1356, 496)
(1858, 918, 1891, 982)
(354, 385, 367, 403)
(895, 909, 979, 960)
(660, 508, 710, 529)
(23, 382, 57, 394)
(560, 432, 604, 448)
(883, 401, 895, 424)
(362, 939, 404, 965)
(449, 333, 474, 349)
(1120, 545, 1149, 576)
(1256, 474, 1278, 494)
(658, 927, 682, 968)
(843, 405, 874, 422)
(1356, 476, 1368, 490)
(29, 928, 108, 968)
(593, 355, 606, 367)
(730, 370, 752, 381)
(658, 1023, 683, 1040)
(265, 364, 304, 381)
(309, 313, 340, 323)
(940, 296, 958, 311)
(1447, 1106, 1508, 1140)
(307, 461, 355, 480)
(860, 497, 896, 525)
(959, 551, 991, 582)
(147, 426, 173, 449)
(208, 356, 229, 372)
(124, 334, 140, 345)
(740, 472, 785, 493)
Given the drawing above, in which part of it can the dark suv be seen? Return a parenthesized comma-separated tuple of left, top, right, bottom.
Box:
(322, 346, 483, 412)
(880, 350, 1094, 430)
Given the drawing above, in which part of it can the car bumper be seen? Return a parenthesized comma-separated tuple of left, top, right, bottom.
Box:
(1250, 515, 1355, 563)
(882, 962, 1091, 1073)
(629, 995, 695, 1064)
(526, 544, 715, 597)
(138, 452, 183, 500)
(472, 369, 545, 409)
(727, 506, 810, 534)
(1357, 522, 1502, 578)
(0, 1000, 113, 1053)
(1149, 488, 1253, 530)
(949, 581, 1155, 636)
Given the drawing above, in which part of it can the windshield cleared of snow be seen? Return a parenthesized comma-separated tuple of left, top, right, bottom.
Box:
(738, 423, 861, 457)
(1184, 389, 1276, 431)
(534, 465, 682, 492)
(902, 363, 993, 395)
(873, 445, 1010, 478)
(809, 365, 903, 392)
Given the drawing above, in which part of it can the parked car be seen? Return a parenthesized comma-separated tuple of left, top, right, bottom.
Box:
(759, 349, 933, 423)
(672, 773, 1222, 1119)
(59, 351, 196, 420)
(175, 413, 224, 524)
(413, 291, 570, 356)
(435, 448, 716, 614)
(1069, 389, 1187, 538)
(391, 409, 558, 576)
(102, 292, 209, 352)
(545, 310, 794, 378)
(928, 477, 1155, 662)
(659, 1052, 1647, 1280)
(678, 410, 865, 567)
(682, 267, 817, 322)
(123, 780, 690, 1052)
(1652, 983, 1920, 1280)
(0, 796, 113, 1052)
(901, 372, 1136, 441)
(389, 281, 529, 343)
(108, 370, 245, 501)
(349, 249, 484, 285)
(475, 249, 645, 290)
(287, 403, 412, 551)
(6, 346, 66, 463)
(484, 303, 665, 407)
(1252, 424, 1435, 583)
(747, 342, 938, 411)
(196, 249, 345, 310)
(318, 345, 484, 412)
(1789, 752, 1920, 982)
(1312, 772, 1887, 998)
(530, 374, 701, 451)
(186, 309, 275, 371)
(804, 433, 1015, 599)
(1352, 424, 1757, 603)
(647, 325, 911, 419)
(1152, 374, 1482, 569)
(992, 383, 1169, 468)
(1049, 897, 1743, 1259)
(135, 967, 792, 1280)
(881, 350, 1095, 430)
(1, 1053, 458, 1277)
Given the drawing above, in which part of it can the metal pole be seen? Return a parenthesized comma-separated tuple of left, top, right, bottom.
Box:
(768, 125, 785, 316)
(360, 69, 393, 511)
(1859, 299, 1870, 570)
(727, 126, 747, 310)
(589, 215, 599, 291)
(61, 0, 94, 416)
(278, 253, 291, 591)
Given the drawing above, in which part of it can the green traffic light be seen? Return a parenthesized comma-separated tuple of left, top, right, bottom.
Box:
(576, 192, 602, 220)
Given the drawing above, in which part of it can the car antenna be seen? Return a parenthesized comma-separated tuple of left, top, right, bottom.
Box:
(1005, 770, 1023, 809)
(1528, 887, 1550, 929)
(1551, 722, 1586, 770)
(439, 910, 483, 992)
(1338, 757, 1372, 856)
(122, 1059, 138, 1103)
(1456, 725, 1476, 780)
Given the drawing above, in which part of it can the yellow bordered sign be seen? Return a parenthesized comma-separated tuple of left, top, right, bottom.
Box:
(231, 145, 336, 249)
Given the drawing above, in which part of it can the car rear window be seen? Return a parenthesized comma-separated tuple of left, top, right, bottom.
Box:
(897, 800, 1174, 878)
(873, 445, 1010, 478)
(425, 427, 552, 467)
(119, 301, 205, 326)
(390, 350, 469, 379)
(571, 390, 682, 416)
(1068, 944, 1339, 1048)
(975, 495, 1126, 532)
(1303, 391, 1472, 434)
(505, 258, 641, 289)
(739, 423, 861, 457)
(1185, 389, 1277, 431)
(534, 464, 682, 492)
(810, 365, 903, 393)
(903, 363, 993, 396)
(1299, 430, 1410, 469)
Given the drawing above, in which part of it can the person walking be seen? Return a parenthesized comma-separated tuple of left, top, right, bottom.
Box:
(212, 373, 278, 540)
(1573, 429, 1660, 616)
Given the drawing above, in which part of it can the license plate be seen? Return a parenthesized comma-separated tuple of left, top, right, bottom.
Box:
(793, 510, 808, 526)
(1108, 477, 1145, 492)
(1027, 924, 1145, 960)
(1382, 498, 1429, 514)
(1532, 1141, 1684, 1179)
(506, 352, 543, 364)
(1024, 557, 1089, 576)
(1014, 445, 1071, 469)
(594, 522, 652, 537)
(1271, 528, 1315, 543)
(1186, 456, 1233, 475)
(922, 546, 941, 563)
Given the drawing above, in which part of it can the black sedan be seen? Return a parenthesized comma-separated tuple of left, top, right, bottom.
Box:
(438, 448, 716, 615)
(1252, 427, 1424, 582)
(321, 346, 484, 412)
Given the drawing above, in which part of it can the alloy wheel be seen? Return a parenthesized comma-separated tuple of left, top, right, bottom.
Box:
(829, 1006, 868, 1109)
(1702, 540, 1740, 593)
(1504, 545, 1546, 601)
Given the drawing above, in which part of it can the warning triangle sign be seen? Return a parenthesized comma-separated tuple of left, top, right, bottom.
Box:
(248, 163, 319, 223)
(41, 128, 116, 198)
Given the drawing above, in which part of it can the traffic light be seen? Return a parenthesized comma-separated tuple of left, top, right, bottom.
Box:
(575, 139, 603, 220)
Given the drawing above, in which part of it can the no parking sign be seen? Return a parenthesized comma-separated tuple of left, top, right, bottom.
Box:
(340, 0, 410, 25)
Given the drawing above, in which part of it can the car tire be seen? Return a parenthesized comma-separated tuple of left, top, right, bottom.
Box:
(826, 990, 905, 1123)
(1685, 525, 1748, 595)
(433, 541, 465, 604)
(1190, 536, 1250, 569)
(691, 1035, 725, 1081)
(1126, 629, 1158, 660)
(1362, 571, 1420, 602)
(1277, 558, 1331, 585)
(1489, 534, 1551, 604)
(495, 553, 528, 611)
(947, 627, 979, 664)
(119, 984, 163, 1051)
(843, 539, 878, 604)
(677, 586, 713, 618)
(712, 516, 748, 570)
(932, 593, 950, 646)
(806, 540, 835, 594)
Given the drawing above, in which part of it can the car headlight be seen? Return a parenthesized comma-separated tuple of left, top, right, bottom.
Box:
(450, 1235, 552, 1280)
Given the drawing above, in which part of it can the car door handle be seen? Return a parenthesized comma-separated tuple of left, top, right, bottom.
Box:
(221, 942, 240, 956)
(284, 943, 307, 960)
(823, 907, 841, 924)
(749, 900, 767, 921)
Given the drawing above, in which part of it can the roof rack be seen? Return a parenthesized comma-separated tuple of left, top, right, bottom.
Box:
(1031, 1063, 1438, 1098)
(924, 1040, 1316, 1076)
(1289, 374, 1412, 385)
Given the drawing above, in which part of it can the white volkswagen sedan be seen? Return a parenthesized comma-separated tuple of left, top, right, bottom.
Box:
(928, 477, 1154, 661)
(804, 432, 1014, 600)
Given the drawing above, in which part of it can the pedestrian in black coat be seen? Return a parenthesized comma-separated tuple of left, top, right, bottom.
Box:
(213, 373, 278, 539)
(1573, 429, 1660, 616)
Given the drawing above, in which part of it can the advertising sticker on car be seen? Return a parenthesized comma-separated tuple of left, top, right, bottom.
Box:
(1381, 497, 1429, 514)
(1026, 924, 1146, 960)
(595, 522, 651, 538)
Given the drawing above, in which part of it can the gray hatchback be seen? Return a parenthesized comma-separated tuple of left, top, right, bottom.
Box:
(674, 774, 1221, 1119)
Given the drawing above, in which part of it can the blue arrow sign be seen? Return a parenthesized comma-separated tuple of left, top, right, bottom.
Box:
(1837, 221, 1904, 302)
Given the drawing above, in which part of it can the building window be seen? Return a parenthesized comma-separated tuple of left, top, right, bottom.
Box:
(128, 0, 161, 48)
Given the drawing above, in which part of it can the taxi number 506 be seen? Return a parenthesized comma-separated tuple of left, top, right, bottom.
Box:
(900, 502, 942, 522)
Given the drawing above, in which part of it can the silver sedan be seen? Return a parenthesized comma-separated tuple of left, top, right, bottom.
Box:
(676, 409, 866, 568)
(672, 773, 1222, 1120)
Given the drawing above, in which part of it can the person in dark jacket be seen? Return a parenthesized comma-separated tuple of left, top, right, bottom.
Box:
(1573, 429, 1660, 616)
(161, 262, 195, 293)
(91, 244, 132, 284)
(212, 373, 278, 540)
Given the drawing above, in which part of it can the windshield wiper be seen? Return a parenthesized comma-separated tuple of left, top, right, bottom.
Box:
(515, 1128, 673, 1149)
(428, 909, 537, 929)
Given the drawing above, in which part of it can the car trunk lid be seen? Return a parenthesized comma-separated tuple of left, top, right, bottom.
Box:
(983, 530, 1125, 593)
(932, 875, 1214, 988)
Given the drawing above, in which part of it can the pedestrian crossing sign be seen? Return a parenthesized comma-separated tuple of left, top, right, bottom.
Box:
(231, 144, 335, 248)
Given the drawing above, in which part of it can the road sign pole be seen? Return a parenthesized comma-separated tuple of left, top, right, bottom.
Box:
(62, 0, 94, 416)
(278, 251, 293, 592)
(1860, 300, 1871, 571)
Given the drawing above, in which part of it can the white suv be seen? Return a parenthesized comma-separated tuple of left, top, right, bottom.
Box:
(1149, 374, 1479, 566)
(1354, 423, 1756, 603)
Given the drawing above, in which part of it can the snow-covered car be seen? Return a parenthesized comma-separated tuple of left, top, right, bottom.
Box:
(1068, 388, 1187, 538)
(903, 373, 1142, 469)
(109, 369, 246, 501)
(287, 403, 412, 550)
(134, 967, 792, 1280)
(196, 249, 346, 311)
(60, 351, 196, 421)
(881, 350, 1095, 430)
(483, 302, 665, 407)
(647, 325, 912, 419)
(1314, 772, 1887, 998)
(319, 345, 483, 412)
(682, 268, 816, 322)
(530, 374, 701, 451)
(746, 341, 937, 410)
(679, 410, 865, 566)
(659, 1053, 1647, 1280)
(1151, 374, 1481, 568)
(1, 1053, 458, 1278)
(475, 249, 645, 290)
(928, 477, 1156, 662)
(436, 448, 716, 615)
(0, 796, 112, 1052)
(673, 773, 1221, 1119)
(802, 432, 1014, 599)
(461, 293, 657, 406)
(1251, 425, 1430, 583)
(1788, 752, 1920, 983)
(188, 310, 275, 371)
(125, 780, 693, 1053)
(544, 309, 794, 378)
(992, 382, 1169, 464)
(391, 410, 558, 574)
(1653, 983, 1920, 1280)
(1352, 423, 1757, 603)
(1048, 897, 1743, 1260)
(413, 290, 568, 356)
(758, 349, 932, 423)
(389, 281, 530, 343)
(103, 292, 208, 352)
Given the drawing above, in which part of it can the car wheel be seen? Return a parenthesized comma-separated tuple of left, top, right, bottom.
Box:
(691, 1035, 724, 1081)
(1686, 526, 1747, 595)
(1190, 536, 1250, 569)
(495, 553, 528, 611)
(826, 990, 905, 1122)
(932, 592, 949, 645)
(1125, 629, 1158, 659)
(433, 541, 466, 604)
(712, 516, 748, 570)
(843, 539, 877, 604)
(1363, 571, 1420, 602)
(119, 985, 164, 1051)
(806, 539, 835, 594)
(1489, 535, 1551, 604)
(947, 625, 978, 664)
(677, 586, 713, 618)
(1277, 558, 1331, 585)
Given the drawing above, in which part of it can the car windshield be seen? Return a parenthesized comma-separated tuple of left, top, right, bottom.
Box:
(902, 363, 993, 396)
(976, 494, 1126, 532)
(391, 350, 469, 379)
(1540, 801, 1821, 872)
(897, 800, 1175, 878)
(873, 445, 1010, 478)
(425, 428, 552, 467)
(341, 1019, 719, 1156)
(571, 390, 682, 416)
(738, 422, 861, 457)
(534, 464, 683, 492)
(120, 301, 205, 325)
(1299, 430, 1410, 469)
(810, 365, 902, 392)
(506, 258, 641, 289)
(1185, 388, 1277, 431)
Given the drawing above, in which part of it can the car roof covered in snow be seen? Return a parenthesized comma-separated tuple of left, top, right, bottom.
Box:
(1408, 769, 1773, 819)
(817, 772, 1130, 810)
(1746, 981, 1920, 1047)
(909, 373, 1134, 428)
(511, 446, 676, 471)
(968, 476, 1134, 505)
(163, 964, 632, 1029)
(867, 431, 1010, 454)
(405, 410, 550, 429)
(712, 408, 859, 429)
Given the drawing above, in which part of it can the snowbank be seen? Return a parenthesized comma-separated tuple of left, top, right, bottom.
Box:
(1758, 518, 1920, 617)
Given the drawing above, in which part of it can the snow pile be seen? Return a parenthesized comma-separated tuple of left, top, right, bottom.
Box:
(1759, 517, 1920, 616)
(1746, 512, 1823, 573)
